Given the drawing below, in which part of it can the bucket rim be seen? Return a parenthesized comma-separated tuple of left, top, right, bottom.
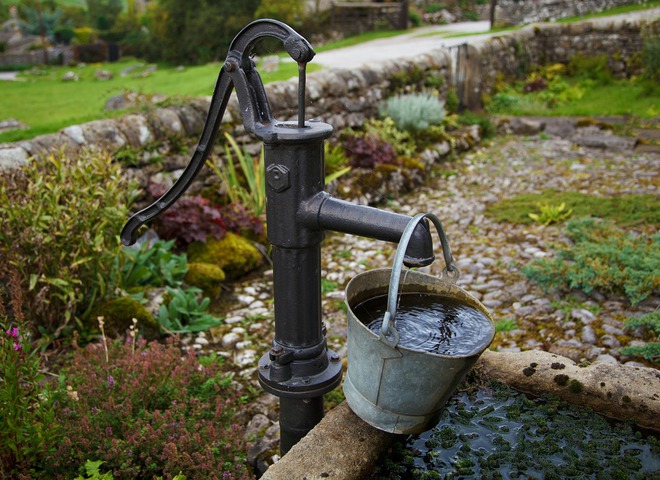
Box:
(345, 268, 495, 360)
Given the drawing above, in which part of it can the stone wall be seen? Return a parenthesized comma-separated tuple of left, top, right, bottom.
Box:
(0, 15, 655, 188)
(0, 46, 74, 67)
(467, 15, 653, 105)
(491, 0, 646, 26)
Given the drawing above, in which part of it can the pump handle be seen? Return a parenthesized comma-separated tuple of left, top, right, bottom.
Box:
(121, 19, 314, 246)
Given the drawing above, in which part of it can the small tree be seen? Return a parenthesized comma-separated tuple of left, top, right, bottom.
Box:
(255, 0, 305, 28)
(86, 0, 122, 31)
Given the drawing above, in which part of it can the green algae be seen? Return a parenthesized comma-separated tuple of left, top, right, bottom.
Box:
(371, 383, 659, 480)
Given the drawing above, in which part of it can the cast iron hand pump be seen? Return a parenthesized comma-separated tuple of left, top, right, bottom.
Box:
(121, 19, 440, 454)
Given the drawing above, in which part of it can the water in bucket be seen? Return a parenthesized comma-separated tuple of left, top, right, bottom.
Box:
(353, 292, 495, 356)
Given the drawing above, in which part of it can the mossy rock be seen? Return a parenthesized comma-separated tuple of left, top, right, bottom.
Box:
(91, 296, 160, 339)
(185, 262, 226, 298)
(187, 232, 263, 280)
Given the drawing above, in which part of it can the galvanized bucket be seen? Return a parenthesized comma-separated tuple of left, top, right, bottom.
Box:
(343, 213, 495, 434)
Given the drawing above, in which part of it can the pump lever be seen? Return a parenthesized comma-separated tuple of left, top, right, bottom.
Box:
(121, 19, 314, 246)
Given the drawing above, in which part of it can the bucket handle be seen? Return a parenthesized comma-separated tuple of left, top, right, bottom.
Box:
(380, 213, 460, 348)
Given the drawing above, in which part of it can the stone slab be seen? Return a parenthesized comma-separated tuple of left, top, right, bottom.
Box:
(261, 402, 396, 480)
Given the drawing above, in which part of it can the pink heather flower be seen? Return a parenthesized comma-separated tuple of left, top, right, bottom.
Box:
(106, 375, 115, 389)
(6, 327, 18, 338)
(13, 343, 22, 352)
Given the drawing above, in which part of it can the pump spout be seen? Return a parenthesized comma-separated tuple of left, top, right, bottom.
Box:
(301, 193, 436, 268)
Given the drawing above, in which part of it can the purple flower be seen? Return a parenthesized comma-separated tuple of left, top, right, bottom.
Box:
(107, 375, 115, 389)
(5, 327, 18, 339)
(13, 342, 22, 352)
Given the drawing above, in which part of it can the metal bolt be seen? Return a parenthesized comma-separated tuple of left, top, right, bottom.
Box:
(267, 164, 291, 192)
(330, 354, 340, 363)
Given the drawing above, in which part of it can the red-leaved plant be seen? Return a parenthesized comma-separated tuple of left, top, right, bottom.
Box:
(343, 133, 398, 169)
(47, 338, 252, 479)
(148, 185, 264, 248)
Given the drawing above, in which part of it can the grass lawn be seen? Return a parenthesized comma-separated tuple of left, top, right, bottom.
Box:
(0, 58, 319, 143)
(490, 80, 660, 119)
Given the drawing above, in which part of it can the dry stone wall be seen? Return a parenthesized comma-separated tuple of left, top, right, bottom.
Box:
(0, 15, 655, 189)
(492, 0, 646, 26)
(467, 15, 653, 107)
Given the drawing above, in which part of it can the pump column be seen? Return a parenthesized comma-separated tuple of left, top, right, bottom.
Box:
(255, 120, 342, 454)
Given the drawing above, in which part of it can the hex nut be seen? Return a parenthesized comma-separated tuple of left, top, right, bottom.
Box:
(267, 164, 291, 192)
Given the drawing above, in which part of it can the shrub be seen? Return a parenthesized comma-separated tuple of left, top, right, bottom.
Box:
(343, 133, 398, 169)
(409, 7, 423, 27)
(255, 0, 305, 28)
(424, 3, 446, 14)
(0, 148, 136, 336)
(47, 338, 251, 479)
(380, 93, 446, 132)
(522, 219, 659, 305)
(0, 273, 60, 477)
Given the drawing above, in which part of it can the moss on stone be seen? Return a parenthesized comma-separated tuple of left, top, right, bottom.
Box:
(401, 156, 425, 171)
(91, 296, 159, 339)
(523, 366, 536, 377)
(185, 262, 226, 298)
(187, 232, 262, 280)
(568, 379, 584, 394)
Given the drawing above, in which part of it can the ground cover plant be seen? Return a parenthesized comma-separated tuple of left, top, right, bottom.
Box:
(486, 190, 659, 227)
(621, 312, 660, 363)
(522, 218, 659, 305)
(0, 309, 252, 479)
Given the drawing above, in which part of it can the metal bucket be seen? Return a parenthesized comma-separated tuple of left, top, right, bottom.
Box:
(343, 213, 495, 434)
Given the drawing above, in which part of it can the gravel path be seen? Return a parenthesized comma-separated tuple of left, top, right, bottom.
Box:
(188, 132, 659, 472)
(196, 134, 658, 382)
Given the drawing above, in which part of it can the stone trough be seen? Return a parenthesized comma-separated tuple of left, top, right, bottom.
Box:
(262, 350, 660, 479)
